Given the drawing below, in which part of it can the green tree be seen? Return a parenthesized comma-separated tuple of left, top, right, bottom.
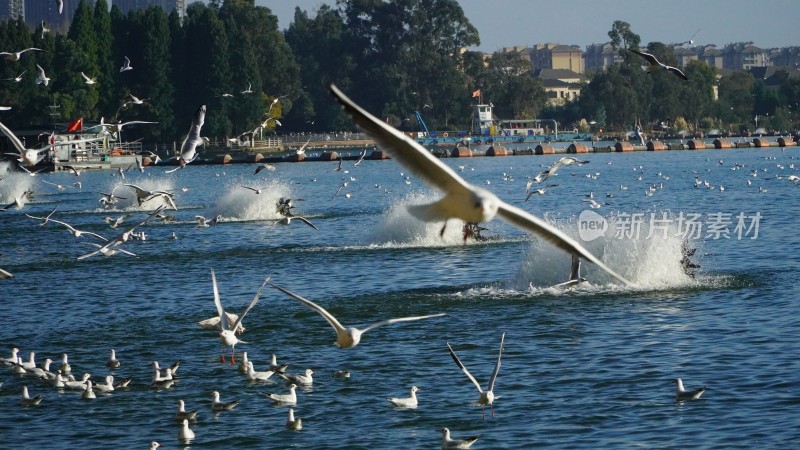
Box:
(716, 71, 754, 128)
(608, 20, 641, 51)
(93, 0, 116, 117)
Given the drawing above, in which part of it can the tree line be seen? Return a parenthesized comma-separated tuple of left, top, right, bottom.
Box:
(1, 3, 798, 145)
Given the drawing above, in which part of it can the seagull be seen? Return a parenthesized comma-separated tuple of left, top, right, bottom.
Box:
(32, 217, 108, 241)
(176, 399, 198, 421)
(674, 378, 706, 401)
(274, 215, 319, 231)
(81, 72, 98, 85)
(55, 0, 63, 14)
(40, 21, 49, 38)
(3, 70, 26, 82)
(269, 282, 446, 349)
(439, 428, 480, 449)
(78, 242, 137, 259)
(525, 183, 558, 202)
(21, 386, 43, 406)
(329, 84, 631, 286)
(245, 361, 276, 382)
(81, 380, 96, 399)
(120, 56, 133, 72)
(149, 442, 160, 450)
(198, 311, 245, 334)
(266, 383, 297, 405)
(23, 205, 58, 227)
(332, 370, 351, 379)
(295, 136, 312, 156)
(178, 419, 195, 442)
(241, 186, 263, 195)
(128, 93, 147, 105)
(533, 157, 588, 184)
(210, 390, 240, 411)
(681, 28, 701, 45)
(106, 349, 120, 369)
(1, 47, 43, 61)
(277, 369, 314, 386)
(286, 408, 302, 430)
(254, 163, 276, 174)
(0, 268, 13, 279)
(241, 82, 253, 94)
(35, 64, 50, 86)
(268, 354, 288, 373)
(92, 375, 115, 393)
(447, 333, 504, 419)
(628, 48, 689, 81)
(386, 386, 419, 408)
(58, 353, 71, 375)
(211, 269, 269, 363)
(102, 213, 131, 229)
(166, 104, 206, 172)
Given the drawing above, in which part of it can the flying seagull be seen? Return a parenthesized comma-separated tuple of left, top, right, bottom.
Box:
(628, 49, 688, 81)
(211, 269, 270, 363)
(329, 84, 632, 286)
(35, 64, 50, 86)
(81, 72, 98, 85)
(120, 56, 133, 72)
(1, 47, 43, 62)
(166, 105, 206, 173)
(447, 333, 504, 419)
(268, 282, 446, 349)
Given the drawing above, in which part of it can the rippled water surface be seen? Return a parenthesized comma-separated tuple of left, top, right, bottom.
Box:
(1, 147, 799, 449)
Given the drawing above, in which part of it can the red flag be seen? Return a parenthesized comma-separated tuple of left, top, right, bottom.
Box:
(471, 89, 481, 98)
(66, 117, 83, 132)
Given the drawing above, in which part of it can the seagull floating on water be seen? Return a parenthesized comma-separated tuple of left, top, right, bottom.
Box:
(269, 282, 446, 349)
(286, 408, 302, 430)
(178, 419, 195, 442)
(386, 385, 420, 408)
(674, 378, 706, 401)
(210, 390, 240, 411)
(176, 399, 198, 421)
(438, 427, 480, 449)
(266, 383, 297, 405)
(329, 84, 631, 286)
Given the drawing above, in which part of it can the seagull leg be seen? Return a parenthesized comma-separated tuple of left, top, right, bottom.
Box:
(220, 346, 226, 363)
(491, 404, 495, 417)
(230, 347, 236, 365)
(439, 220, 448, 237)
(481, 406, 485, 421)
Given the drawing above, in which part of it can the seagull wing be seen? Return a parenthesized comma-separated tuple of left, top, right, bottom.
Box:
(0, 121, 27, 154)
(330, 84, 470, 194)
(487, 333, 504, 392)
(447, 342, 484, 394)
(230, 276, 270, 332)
(180, 105, 206, 157)
(359, 313, 446, 335)
(666, 65, 689, 81)
(211, 269, 229, 331)
(628, 48, 660, 66)
(269, 282, 348, 337)
(494, 200, 631, 285)
(295, 217, 319, 231)
(81, 72, 90, 82)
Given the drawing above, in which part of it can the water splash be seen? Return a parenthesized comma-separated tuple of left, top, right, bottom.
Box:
(211, 179, 293, 221)
(0, 162, 34, 208)
(368, 191, 472, 247)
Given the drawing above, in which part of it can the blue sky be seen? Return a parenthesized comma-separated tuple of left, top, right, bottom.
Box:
(258, 0, 800, 52)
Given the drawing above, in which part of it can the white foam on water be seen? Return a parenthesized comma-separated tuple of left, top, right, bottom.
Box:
(0, 161, 35, 208)
(367, 191, 475, 247)
(210, 178, 294, 221)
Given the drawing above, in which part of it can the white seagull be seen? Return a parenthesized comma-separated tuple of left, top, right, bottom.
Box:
(120, 56, 133, 72)
(3, 70, 26, 82)
(210, 390, 240, 411)
(329, 84, 631, 286)
(439, 428, 480, 449)
(1, 47, 43, 61)
(286, 408, 302, 430)
(269, 282, 446, 349)
(245, 361, 276, 382)
(628, 48, 689, 81)
(266, 383, 297, 405)
(55, 0, 63, 14)
(21, 385, 43, 406)
(674, 378, 706, 401)
(35, 64, 50, 86)
(277, 369, 314, 386)
(176, 399, 198, 421)
(447, 333, 504, 419)
(211, 269, 269, 363)
(128, 93, 147, 105)
(81, 72, 98, 85)
(107, 349, 120, 369)
(532, 157, 588, 184)
(241, 82, 253, 94)
(178, 419, 195, 442)
(36, 217, 108, 241)
(386, 385, 420, 408)
(166, 104, 206, 172)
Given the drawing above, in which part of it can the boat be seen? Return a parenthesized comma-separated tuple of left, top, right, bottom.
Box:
(413, 102, 592, 147)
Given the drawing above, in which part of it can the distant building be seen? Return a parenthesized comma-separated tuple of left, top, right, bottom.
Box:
(531, 43, 584, 73)
(113, 0, 186, 16)
(723, 43, 771, 70)
(584, 42, 623, 72)
(534, 68, 586, 106)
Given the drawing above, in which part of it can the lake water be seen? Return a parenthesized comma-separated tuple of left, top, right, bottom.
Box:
(1, 146, 799, 449)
